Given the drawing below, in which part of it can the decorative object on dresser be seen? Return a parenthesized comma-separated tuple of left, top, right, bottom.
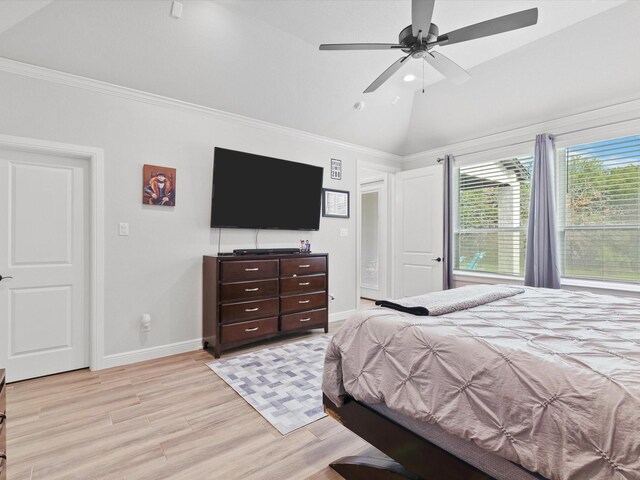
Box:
(203, 253, 329, 358)
(0, 369, 5, 480)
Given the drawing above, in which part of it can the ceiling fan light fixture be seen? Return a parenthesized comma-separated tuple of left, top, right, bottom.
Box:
(403, 74, 416, 82)
(319, 1, 538, 93)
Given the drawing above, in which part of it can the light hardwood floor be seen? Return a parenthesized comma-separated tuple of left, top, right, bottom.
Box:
(6, 326, 369, 480)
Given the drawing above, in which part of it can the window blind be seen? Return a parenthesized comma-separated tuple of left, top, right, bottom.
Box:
(559, 135, 640, 283)
(455, 156, 533, 276)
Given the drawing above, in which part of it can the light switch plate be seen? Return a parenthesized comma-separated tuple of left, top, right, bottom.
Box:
(171, 1, 183, 18)
(119, 223, 130, 236)
(339, 228, 348, 237)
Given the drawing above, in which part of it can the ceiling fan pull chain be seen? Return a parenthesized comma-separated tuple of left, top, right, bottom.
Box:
(422, 57, 425, 93)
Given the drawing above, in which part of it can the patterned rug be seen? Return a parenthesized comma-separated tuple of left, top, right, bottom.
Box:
(206, 335, 330, 435)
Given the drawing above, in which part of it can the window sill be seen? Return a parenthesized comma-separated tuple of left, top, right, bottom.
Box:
(452, 270, 639, 295)
(560, 277, 639, 294)
(452, 270, 524, 284)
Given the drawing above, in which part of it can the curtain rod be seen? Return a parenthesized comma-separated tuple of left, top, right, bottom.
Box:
(441, 116, 640, 161)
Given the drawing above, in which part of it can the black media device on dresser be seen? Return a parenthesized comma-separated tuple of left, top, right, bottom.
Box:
(203, 253, 329, 358)
(0, 369, 6, 480)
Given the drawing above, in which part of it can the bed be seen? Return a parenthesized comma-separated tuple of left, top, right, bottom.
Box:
(322, 286, 640, 480)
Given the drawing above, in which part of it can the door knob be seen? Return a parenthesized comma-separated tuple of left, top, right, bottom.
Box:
(432, 257, 442, 262)
(0, 275, 13, 282)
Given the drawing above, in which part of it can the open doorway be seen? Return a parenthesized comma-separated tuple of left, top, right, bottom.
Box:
(357, 159, 398, 310)
(360, 179, 388, 303)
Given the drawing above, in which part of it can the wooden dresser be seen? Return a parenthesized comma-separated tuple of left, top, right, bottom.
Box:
(203, 253, 329, 358)
(0, 369, 5, 480)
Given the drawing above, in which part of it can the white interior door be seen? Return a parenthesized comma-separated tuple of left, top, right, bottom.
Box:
(360, 178, 388, 300)
(0, 148, 89, 382)
(395, 165, 444, 298)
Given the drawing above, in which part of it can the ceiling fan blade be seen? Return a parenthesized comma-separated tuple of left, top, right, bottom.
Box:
(412, 0, 436, 38)
(364, 55, 411, 93)
(320, 43, 404, 51)
(424, 51, 471, 85)
(434, 7, 538, 46)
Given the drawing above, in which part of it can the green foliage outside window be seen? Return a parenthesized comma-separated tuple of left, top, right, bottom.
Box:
(455, 136, 639, 284)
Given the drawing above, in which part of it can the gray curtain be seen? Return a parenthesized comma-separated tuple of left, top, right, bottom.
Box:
(524, 134, 561, 288)
(443, 154, 454, 290)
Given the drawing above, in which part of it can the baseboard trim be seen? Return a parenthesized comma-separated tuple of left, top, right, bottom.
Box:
(99, 338, 202, 370)
(99, 311, 358, 370)
(329, 309, 357, 324)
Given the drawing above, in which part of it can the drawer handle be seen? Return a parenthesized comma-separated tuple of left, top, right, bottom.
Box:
(245, 267, 260, 272)
(298, 282, 310, 286)
(299, 264, 311, 268)
(298, 300, 310, 304)
(0, 413, 5, 425)
(299, 317, 312, 322)
(0, 452, 5, 460)
(245, 307, 260, 312)
(245, 327, 259, 332)
(245, 288, 260, 292)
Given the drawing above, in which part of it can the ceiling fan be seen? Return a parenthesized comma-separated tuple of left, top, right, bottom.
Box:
(319, 0, 538, 93)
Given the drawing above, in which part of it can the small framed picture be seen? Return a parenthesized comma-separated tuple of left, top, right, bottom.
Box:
(322, 188, 349, 218)
(143, 164, 176, 206)
(330, 158, 342, 180)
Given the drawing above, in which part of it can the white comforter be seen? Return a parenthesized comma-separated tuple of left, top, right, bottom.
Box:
(323, 287, 640, 480)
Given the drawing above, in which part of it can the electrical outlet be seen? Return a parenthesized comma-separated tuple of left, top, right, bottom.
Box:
(339, 228, 348, 237)
(141, 314, 151, 332)
(119, 223, 129, 236)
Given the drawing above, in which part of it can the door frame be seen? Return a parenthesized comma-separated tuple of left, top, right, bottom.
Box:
(356, 160, 400, 309)
(0, 134, 105, 372)
(359, 176, 388, 301)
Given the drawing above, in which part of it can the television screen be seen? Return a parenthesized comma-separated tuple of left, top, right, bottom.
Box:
(210, 148, 324, 230)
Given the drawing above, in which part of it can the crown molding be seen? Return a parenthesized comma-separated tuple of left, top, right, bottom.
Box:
(402, 95, 640, 169)
(0, 57, 402, 164)
(4, 56, 637, 171)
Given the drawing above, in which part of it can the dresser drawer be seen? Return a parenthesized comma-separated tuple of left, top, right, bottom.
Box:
(281, 291, 326, 314)
(220, 298, 279, 324)
(280, 256, 326, 277)
(0, 421, 4, 458)
(280, 274, 326, 295)
(0, 369, 4, 480)
(221, 317, 278, 343)
(281, 308, 327, 332)
(220, 279, 278, 303)
(0, 421, 5, 464)
(220, 260, 278, 282)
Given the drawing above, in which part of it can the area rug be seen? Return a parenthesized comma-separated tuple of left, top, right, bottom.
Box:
(206, 335, 330, 435)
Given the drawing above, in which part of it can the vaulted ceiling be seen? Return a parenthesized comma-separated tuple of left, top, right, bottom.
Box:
(0, 0, 637, 156)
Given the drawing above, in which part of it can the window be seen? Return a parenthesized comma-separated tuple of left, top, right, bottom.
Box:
(454, 156, 533, 276)
(558, 135, 640, 284)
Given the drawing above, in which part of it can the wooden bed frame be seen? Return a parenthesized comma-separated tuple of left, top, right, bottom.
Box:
(323, 394, 494, 480)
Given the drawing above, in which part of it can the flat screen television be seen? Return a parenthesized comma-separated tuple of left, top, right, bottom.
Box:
(210, 147, 324, 230)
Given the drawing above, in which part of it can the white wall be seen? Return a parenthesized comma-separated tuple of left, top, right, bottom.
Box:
(0, 69, 399, 362)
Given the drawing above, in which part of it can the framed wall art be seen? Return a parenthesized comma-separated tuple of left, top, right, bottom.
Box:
(143, 164, 176, 206)
(330, 158, 342, 180)
(322, 188, 349, 218)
